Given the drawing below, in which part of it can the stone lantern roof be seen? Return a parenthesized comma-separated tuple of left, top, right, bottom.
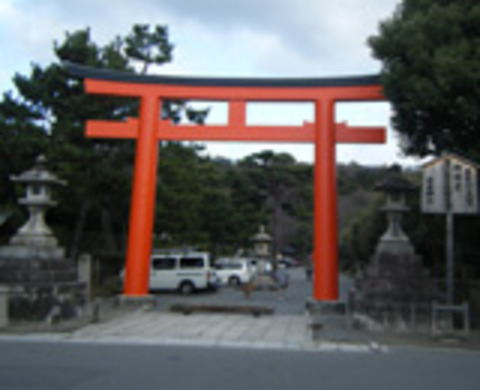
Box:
(10, 155, 66, 186)
(373, 172, 416, 194)
(251, 225, 272, 243)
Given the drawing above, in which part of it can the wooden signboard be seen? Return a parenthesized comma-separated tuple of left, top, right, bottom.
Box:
(422, 154, 479, 215)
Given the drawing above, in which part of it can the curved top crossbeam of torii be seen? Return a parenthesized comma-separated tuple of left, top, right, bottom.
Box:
(66, 62, 385, 144)
(66, 61, 387, 301)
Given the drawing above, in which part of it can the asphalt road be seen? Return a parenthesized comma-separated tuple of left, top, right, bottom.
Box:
(1, 340, 479, 390)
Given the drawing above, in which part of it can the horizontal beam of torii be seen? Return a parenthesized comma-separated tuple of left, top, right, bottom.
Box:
(66, 62, 387, 301)
(87, 117, 385, 143)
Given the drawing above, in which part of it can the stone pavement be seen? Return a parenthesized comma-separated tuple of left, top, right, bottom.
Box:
(67, 305, 381, 353)
(62, 268, 381, 352)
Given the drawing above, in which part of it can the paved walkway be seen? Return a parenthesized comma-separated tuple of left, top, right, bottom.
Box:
(70, 309, 326, 349)
(0, 309, 383, 353)
(68, 306, 379, 352)
(64, 269, 380, 351)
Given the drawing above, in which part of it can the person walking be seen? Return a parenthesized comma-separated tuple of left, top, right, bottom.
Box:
(273, 266, 289, 299)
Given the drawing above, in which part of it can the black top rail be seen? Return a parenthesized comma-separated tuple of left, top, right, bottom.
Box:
(64, 61, 381, 88)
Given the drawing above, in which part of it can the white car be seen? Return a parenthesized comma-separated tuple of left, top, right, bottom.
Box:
(214, 257, 255, 286)
(120, 251, 218, 294)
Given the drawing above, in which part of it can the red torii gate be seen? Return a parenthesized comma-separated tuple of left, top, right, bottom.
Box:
(67, 62, 386, 301)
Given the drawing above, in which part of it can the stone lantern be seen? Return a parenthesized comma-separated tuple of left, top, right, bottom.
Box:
(373, 171, 416, 256)
(250, 225, 275, 288)
(351, 168, 440, 329)
(2, 155, 66, 259)
(0, 156, 86, 322)
(252, 225, 272, 260)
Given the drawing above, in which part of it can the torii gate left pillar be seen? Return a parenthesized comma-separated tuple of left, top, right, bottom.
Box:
(67, 62, 386, 301)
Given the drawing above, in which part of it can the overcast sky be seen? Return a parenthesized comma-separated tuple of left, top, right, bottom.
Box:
(0, 0, 425, 166)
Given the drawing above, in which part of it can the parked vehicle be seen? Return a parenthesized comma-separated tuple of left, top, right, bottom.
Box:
(214, 257, 254, 286)
(278, 257, 300, 268)
(120, 251, 218, 294)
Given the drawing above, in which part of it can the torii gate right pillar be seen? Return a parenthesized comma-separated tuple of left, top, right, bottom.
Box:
(314, 98, 338, 301)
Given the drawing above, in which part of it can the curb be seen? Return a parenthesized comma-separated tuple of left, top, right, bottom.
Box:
(0, 333, 387, 353)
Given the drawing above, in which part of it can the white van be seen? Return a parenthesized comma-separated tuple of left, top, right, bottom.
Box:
(121, 251, 218, 294)
(149, 252, 218, 294)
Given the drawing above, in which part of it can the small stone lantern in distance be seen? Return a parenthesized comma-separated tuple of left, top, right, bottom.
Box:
(251, 225, 272, 276)
(252, 225, 271, 257)
(250, 225, 276, 290)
